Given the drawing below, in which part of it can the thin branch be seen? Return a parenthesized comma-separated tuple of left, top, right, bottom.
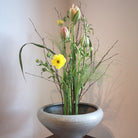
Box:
(78, 0, 84, 17)
(54, 82, 63, 111)
(87, 53, 119, 67)
(54, 67, 62, 87)
(79, 87, 83, 101)
(94, 38, 100, 56)
(29, 18, 44, 41)
(29, 18, 48, 62)
(79, 61, 113, 101)
(92, 38, 99, 70)
(54, 68, 64, 111)
(102, 53, 119, 63)
(95, 40, 118, 70)
(25, 72, 56, 83)
(55, 7, 62, 19)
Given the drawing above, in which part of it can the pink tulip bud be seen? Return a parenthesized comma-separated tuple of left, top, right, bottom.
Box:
(69, 4, 81, 25)
(60, 27, 69, 39)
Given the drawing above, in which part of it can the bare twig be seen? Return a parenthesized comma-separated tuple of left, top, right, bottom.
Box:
(29, 18, 48, 62)
(78, 0, 84, 17)
(25, 72, 56, 83)
(102, 53, 119, 63)
(79, 87, 83, 101)
(55, 7, 62, 19)
(29, 18, 44, 42)
(95, 40, 119, 70)
(54, 82, 63, 111)
(92, 38, 100, 70)
(94, 38, 100, 56)
(54, 68, 64, 104)
(79, 61, 113, 101)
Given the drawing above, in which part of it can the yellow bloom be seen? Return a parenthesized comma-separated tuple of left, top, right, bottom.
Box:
(51, 54, 66, 69)
(57, 20, 64, 26)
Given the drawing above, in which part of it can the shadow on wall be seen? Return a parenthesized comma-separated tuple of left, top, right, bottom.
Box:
(85, 67, 125, 138)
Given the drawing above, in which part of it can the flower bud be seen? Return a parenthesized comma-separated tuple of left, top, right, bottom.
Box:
(35, 59, 39, 63)
(90, 46, 94, 51)
(60, 27, 69, 39)
(47, 52, 52, 58)
(85, 36, 90, 46)
(69, 4, 81, 25)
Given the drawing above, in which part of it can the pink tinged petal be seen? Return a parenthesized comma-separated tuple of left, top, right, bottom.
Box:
(60, 27, 69, 39)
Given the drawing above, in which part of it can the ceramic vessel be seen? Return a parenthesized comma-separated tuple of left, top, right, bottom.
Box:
(37, 103, 103, 138)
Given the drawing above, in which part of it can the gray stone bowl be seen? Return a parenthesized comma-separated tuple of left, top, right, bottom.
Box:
(37, 103, 103, 138)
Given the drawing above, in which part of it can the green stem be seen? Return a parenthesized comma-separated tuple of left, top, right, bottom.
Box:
(75, 92, 79, 114)
(73, 25, 75, 42)
(72, 25, 79, 114)
(68, 85, 72, 114)
(64, 94, 67, 115)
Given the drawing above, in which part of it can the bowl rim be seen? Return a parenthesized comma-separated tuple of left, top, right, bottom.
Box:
(38, 102, 103, 117)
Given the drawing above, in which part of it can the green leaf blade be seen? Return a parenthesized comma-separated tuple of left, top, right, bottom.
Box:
(19, 42, 55, 79)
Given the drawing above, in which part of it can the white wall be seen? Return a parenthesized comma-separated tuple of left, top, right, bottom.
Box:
(0, 0, 138, 138)
(0, 1, 36, 138)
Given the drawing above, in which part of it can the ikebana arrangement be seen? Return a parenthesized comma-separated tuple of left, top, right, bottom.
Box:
(19, 4, 118, 137)
(19, 4, 118, 116)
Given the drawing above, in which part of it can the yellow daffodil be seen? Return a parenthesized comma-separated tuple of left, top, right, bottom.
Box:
(51, 54, 66, 69)
(57, 20, 64, 26)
